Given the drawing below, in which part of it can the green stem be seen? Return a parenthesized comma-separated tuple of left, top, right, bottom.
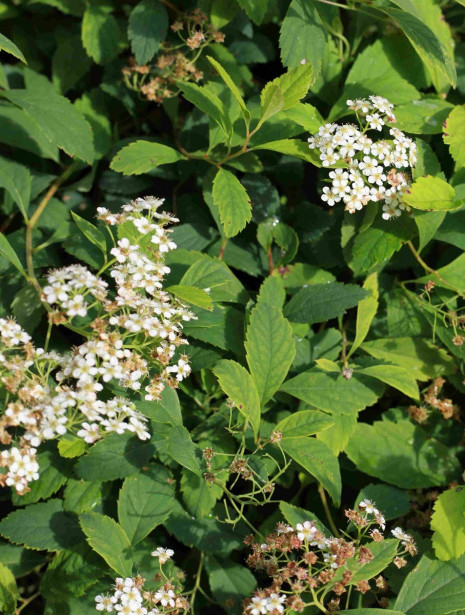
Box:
(318, 484, 340, 537)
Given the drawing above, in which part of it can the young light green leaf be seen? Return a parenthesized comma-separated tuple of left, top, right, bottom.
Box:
(256, 276, 285, 309)
(279, 0, 328, 71)
(261, 64, 314, 113)
(348, 272, 378, 357)
(280, 437, 341, 504)
(0, 562, 19, 615)
(58, 435, 87, 459)
(80, 513, 133, 577)
(403, 176, 461, 211)
(395, 552, 465, 614)
(110, 141, 184, 175)
(213, 359, 260, 439)
(0, 32, 26, 63)
(128, 0, 168, 65)
(314, 358, 340, 372)
(252, 139, 326, 166)
(118, 465, 175, 545)
(356, 363, 420, 401)
(275, 410, 334, 438)
(178, 81, 231, 137)
(2, 88, 94, 164)
(0, 233, 27, 277)
(82, 4, 120, 64)
(212, 168, 251, 238)
(259, 84, 285, 126)
(245, 302, 295, 405)
(167, 285, 213, 310)
(71, 211, 107, 255)
(206, 55, 250, 120)
(443, 105, 465, 169)
(431, 487, 465, 561)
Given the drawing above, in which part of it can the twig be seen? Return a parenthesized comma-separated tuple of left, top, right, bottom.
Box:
(318, 484, 340, 538)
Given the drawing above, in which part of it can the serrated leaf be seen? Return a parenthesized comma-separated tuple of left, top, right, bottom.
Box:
(259, 84, 284, 125)
(118, 465, 175, 545)
(245, 302, 295, 405)
(0, 562, 19, 615)
(275, 410, 334, 437)
(235, 0, 268, 25)
(180, 255, 248, 303)
(58, 435, 87, 459)
(252, 138, 326, 166)
(261, 64, 313, 113)
(212, 168, 251, 238)
(0, 156, 31, 219)
(155, 425, 202, 476)
(205, 555, 257, 614)
(207, 55, 249, 120)
(281, 369, 384, 414)
(279, 0, 328, 71)
(128, 0, 168, 65)
(346, 420, 460, 489)
(71, 211, 107, 254)
(214, 359, 260, 439)
(181, 470, 222, 518)
(395, 552, 465, 614)
(76, 433, 156, 481)
(167, 284, 213, 310)
(0, 499, 84, 551)
(82, 4, 120, 64)
(355, 484, 410, 521)
(64, 479, 105, 515)
(431, 487, 465, 561)
(283, 282, 368, 324)
(443, 105, 465, 169)
(0, 32, 26, 63)
(281, 436, 341, 504)
(80, 512, 133, 577)
(279, 501, 328, 535)
(2, 88, 94, 163)
(414, 210, 446, 253)
(179, 81, 231, 138)
(349, 272, 378, 357)
(356, 363, 420, 400)
(403, 176, 461, 211)
(110, 140, 184, 175)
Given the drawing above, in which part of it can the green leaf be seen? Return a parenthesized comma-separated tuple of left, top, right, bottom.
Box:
(342, 539, 399, 584)
(0, 562, 19, 615)
(340, 611, 405, 615)
(128, 0, 168, 65)
(361, 337, 455, 381)
(213, 359, 260, 439)
(0, 499, 84, 551)
(382, 5, 456, 89)
(280, 0, 328, 71)
(0, 544, 44, 578)
(279, 502, 328, 535)
(403, 176, 461, 211)
(275, 409, 334, 437)
(395, 553, 465, 614)
(284, 282, 368, 324)
(355, 484, 410, 521)
(0, 104, 58, 161)
(76, 433, 156, 481)
(155, 425, 202, 476)
(235, 0, 268, 25)
(261, 64, 314, 113)
(135, 387, 182, 426)
(212, 168, 252, 238)
(71, 211, 107, 255)
(245, 302, 295, 405)
(178, 81, 231, 138)
(414, 210, 446, 253)
(110, 140, 184, 175)
(394, 97, 453, 134)
(118, 464, 175, 545)
(0, 156, 31, 219)
(183, 304, 244, 354)
(167, 284, 213, 310)
(0, 32, 26, 63)
(74, 89, 112, 159)
(205, 555, 257, 614)
(180, 255, 248, 303)
(356, 363, 420, 400)
(80, 512, 133, 577)
(256, 276, 285, 309)
(0, 233, 27, 277)
(2, 87, 94, 164)
(281, 436, 341, 504)
(206, 55, 249, 120)
(82, 4, 120, 64)
(348, 272, 378, 358)
(281, 369, 384, 414)
(444, 106, 465, 169)
(52, 35, 92, 95)
(346, 419, 460, 489)
(64, 479, 106, 515)
(181, 470, 222, 518)
(273, 223, 299, 266)
(259, 84, 285, 125)
(415, 252, 465, 292)
(58, 435, 87, 459)
(252, 138, 327, 166)
(431, 487, 465, 561)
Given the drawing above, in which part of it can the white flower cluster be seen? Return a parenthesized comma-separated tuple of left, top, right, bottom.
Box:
(359, 498, 386, 529)
(0, 197, 195, 493)
(0, 446, 39, 493)
(308, 96, 417, 220)
(391, 526, 415, 548)
(247, 593, 286, 614)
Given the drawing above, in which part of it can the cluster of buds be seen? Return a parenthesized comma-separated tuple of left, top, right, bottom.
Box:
(123, 9, 224, 103)
(308, 96, 417, 219)
(95, 548, 188, 614)
(0, 197, 195, 493)
(243, 500, 416, 613)
(406, 377, 459, 423)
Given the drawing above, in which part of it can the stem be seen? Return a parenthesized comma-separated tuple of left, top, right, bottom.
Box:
(267, 246, 274, 274)
(16, 592, 41, 615)
(218, 238, 228, 260)
(189, 551, 204, 614)
(407, 240, 463, 295)
(318, 484, 340, 538)
(25, 162, 78, 294)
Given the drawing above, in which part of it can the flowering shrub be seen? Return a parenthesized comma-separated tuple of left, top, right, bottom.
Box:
(1, 1, 465, 615)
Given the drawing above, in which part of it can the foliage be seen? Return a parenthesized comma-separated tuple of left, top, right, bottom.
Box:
(0, 1, 464, 614)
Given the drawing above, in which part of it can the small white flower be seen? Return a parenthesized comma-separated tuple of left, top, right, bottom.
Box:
(151, 547, 174, 564)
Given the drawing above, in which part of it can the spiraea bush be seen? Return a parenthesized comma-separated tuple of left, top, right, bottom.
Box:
(0, 0, 465, 613)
